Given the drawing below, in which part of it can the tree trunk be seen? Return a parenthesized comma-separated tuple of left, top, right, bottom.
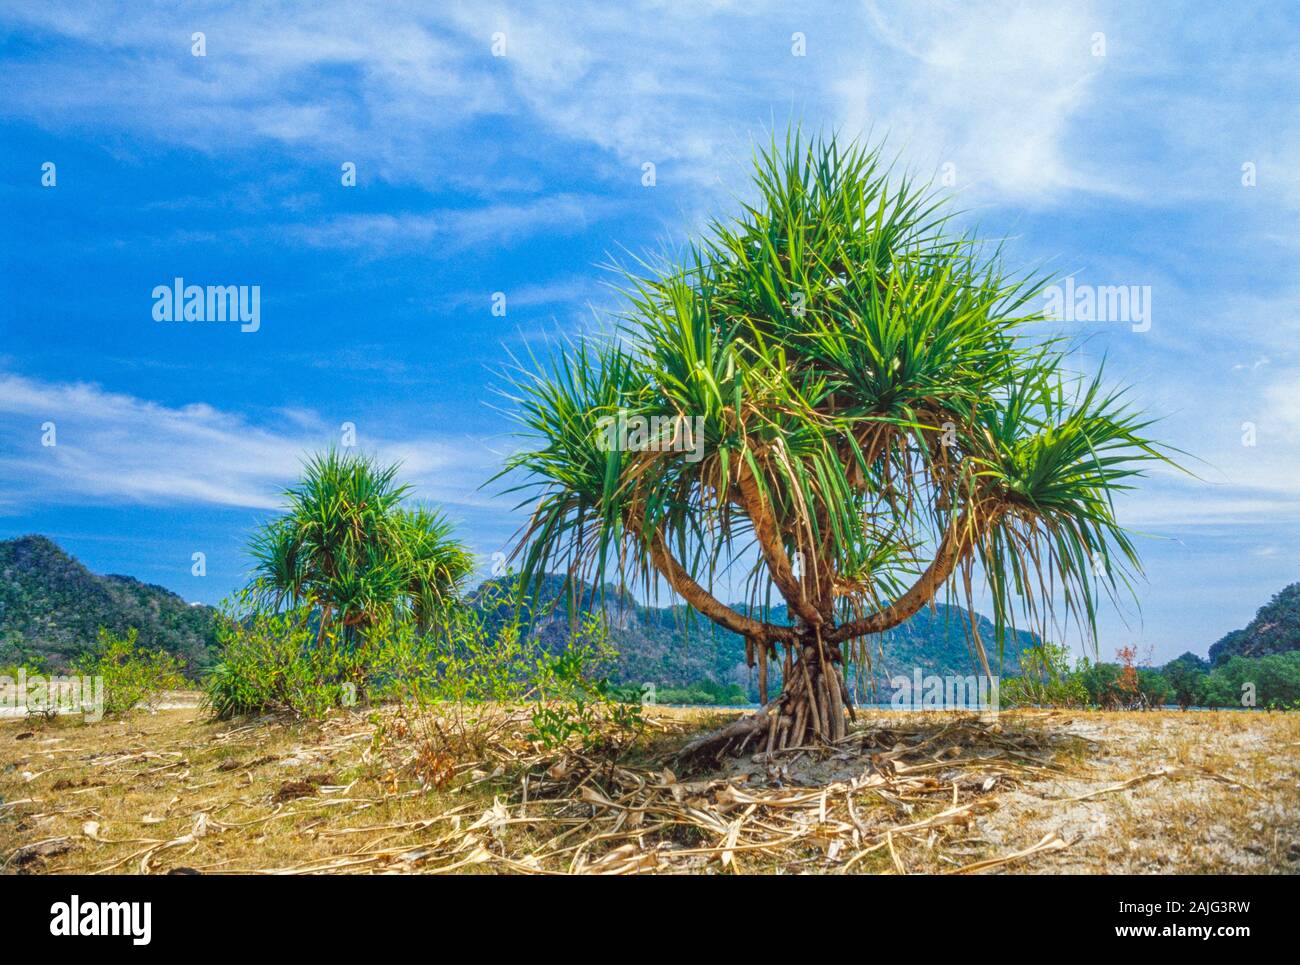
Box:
(678, 633, 854, 763)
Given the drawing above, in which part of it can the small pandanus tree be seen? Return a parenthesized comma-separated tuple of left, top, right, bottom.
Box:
(501, 133, 1168, 758)
(250, 450, 474, 641)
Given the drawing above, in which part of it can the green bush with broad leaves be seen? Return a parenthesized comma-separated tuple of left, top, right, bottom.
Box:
(75, 627, 186, 716)
(1000, 642, 1088, 708)
(1199, 652, 1300, 709)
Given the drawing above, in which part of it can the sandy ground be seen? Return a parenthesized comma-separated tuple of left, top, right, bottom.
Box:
(965, 710, 1300, 873)
(0, 682, 199, 718)
(2, 702, 1296, 874)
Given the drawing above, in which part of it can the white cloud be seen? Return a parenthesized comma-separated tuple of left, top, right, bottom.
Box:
(9, 0, 1296, 222)
(289, 194, 619, 253)
(0, 371, 498, 513)
(833, 1, 1111, 205)
(0, 4, 503, 188)
(0, 1, 1099, 205)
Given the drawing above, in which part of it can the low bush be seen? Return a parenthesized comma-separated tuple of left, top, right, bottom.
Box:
(387, 587, 642, 757)
(1000, 642, 1088, 708)
(203, 601, 419, 720)
(75, 627, 186, 716)
(203, 583, 645, 758)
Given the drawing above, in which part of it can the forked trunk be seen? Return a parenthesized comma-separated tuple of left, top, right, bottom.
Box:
(678, 633, 855, 763)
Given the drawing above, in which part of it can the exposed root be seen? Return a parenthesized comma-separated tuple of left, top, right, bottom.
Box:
(678, 638, 854, 764)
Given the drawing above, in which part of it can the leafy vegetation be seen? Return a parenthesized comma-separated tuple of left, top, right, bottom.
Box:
(74, 627, 186, 716)
(1162, 651, 1210, 709)
(1000, 642, 1088, 708)
(203, 603, 368, 719)
(1002, 646, 1300, 711)
(1197, 653, 1300, 710)
(1073, 654, 1173, 710)
(0, 647, 48, 680)
(649, 680, 748, 706)
(473, 573, 1036, 702)
(1209, 582, 1300, 664)
(205, 450, 492, 720)
(206, 454, 644, 754)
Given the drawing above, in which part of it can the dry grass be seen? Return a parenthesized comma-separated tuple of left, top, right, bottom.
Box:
(971, 710, 1300, 874)
(2, 700, 1297, 874)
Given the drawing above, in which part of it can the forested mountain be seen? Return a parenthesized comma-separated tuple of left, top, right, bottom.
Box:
(2, 535, 1034, 694)
(1209, 582, 1300, 665)
(0, 535, 218, 672)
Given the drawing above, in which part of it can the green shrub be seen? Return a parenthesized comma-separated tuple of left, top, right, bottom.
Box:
(525, 641, 644, 751)
(203, 603, 403, 720)
(1074, 658, 1171, 709)
(1137, 668, 1173, 707)
(1162, 652, 1208, 709)
(0, 661, 44, 681)
(649, 680, 748, 706)
(384, 585, 642, 752)
(0, 638, 48, 679)
(75, 627, 185, 716)
(203, 582, 643, 749)
(202, 609, 321, 719)
(1001, 642, 1088, 708)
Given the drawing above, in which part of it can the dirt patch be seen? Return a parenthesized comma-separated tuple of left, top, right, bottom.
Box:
(1, 703, 1296, 874)
(968, 711, 1300, 873)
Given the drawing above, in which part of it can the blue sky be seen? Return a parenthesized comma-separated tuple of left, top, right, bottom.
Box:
(1, 1, 1298, 663)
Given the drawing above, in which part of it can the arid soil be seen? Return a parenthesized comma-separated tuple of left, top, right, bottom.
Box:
(2, 702, 1296, 874)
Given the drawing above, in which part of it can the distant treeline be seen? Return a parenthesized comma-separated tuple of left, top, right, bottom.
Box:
(1005, 644, 1300, 710)
(610, 679, 748, 706)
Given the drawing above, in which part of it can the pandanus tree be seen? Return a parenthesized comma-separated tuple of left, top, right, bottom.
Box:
(250, 450, 474, 640)
(502, 133, 1167, 758)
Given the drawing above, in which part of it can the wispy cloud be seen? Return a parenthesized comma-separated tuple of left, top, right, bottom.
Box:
(0, 1, 1110, 206)
(835, 1, 1112, 204)
(8, 0, 1296, 218)
(0, 370, 499, 513)
(288, 194, 620, 254)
